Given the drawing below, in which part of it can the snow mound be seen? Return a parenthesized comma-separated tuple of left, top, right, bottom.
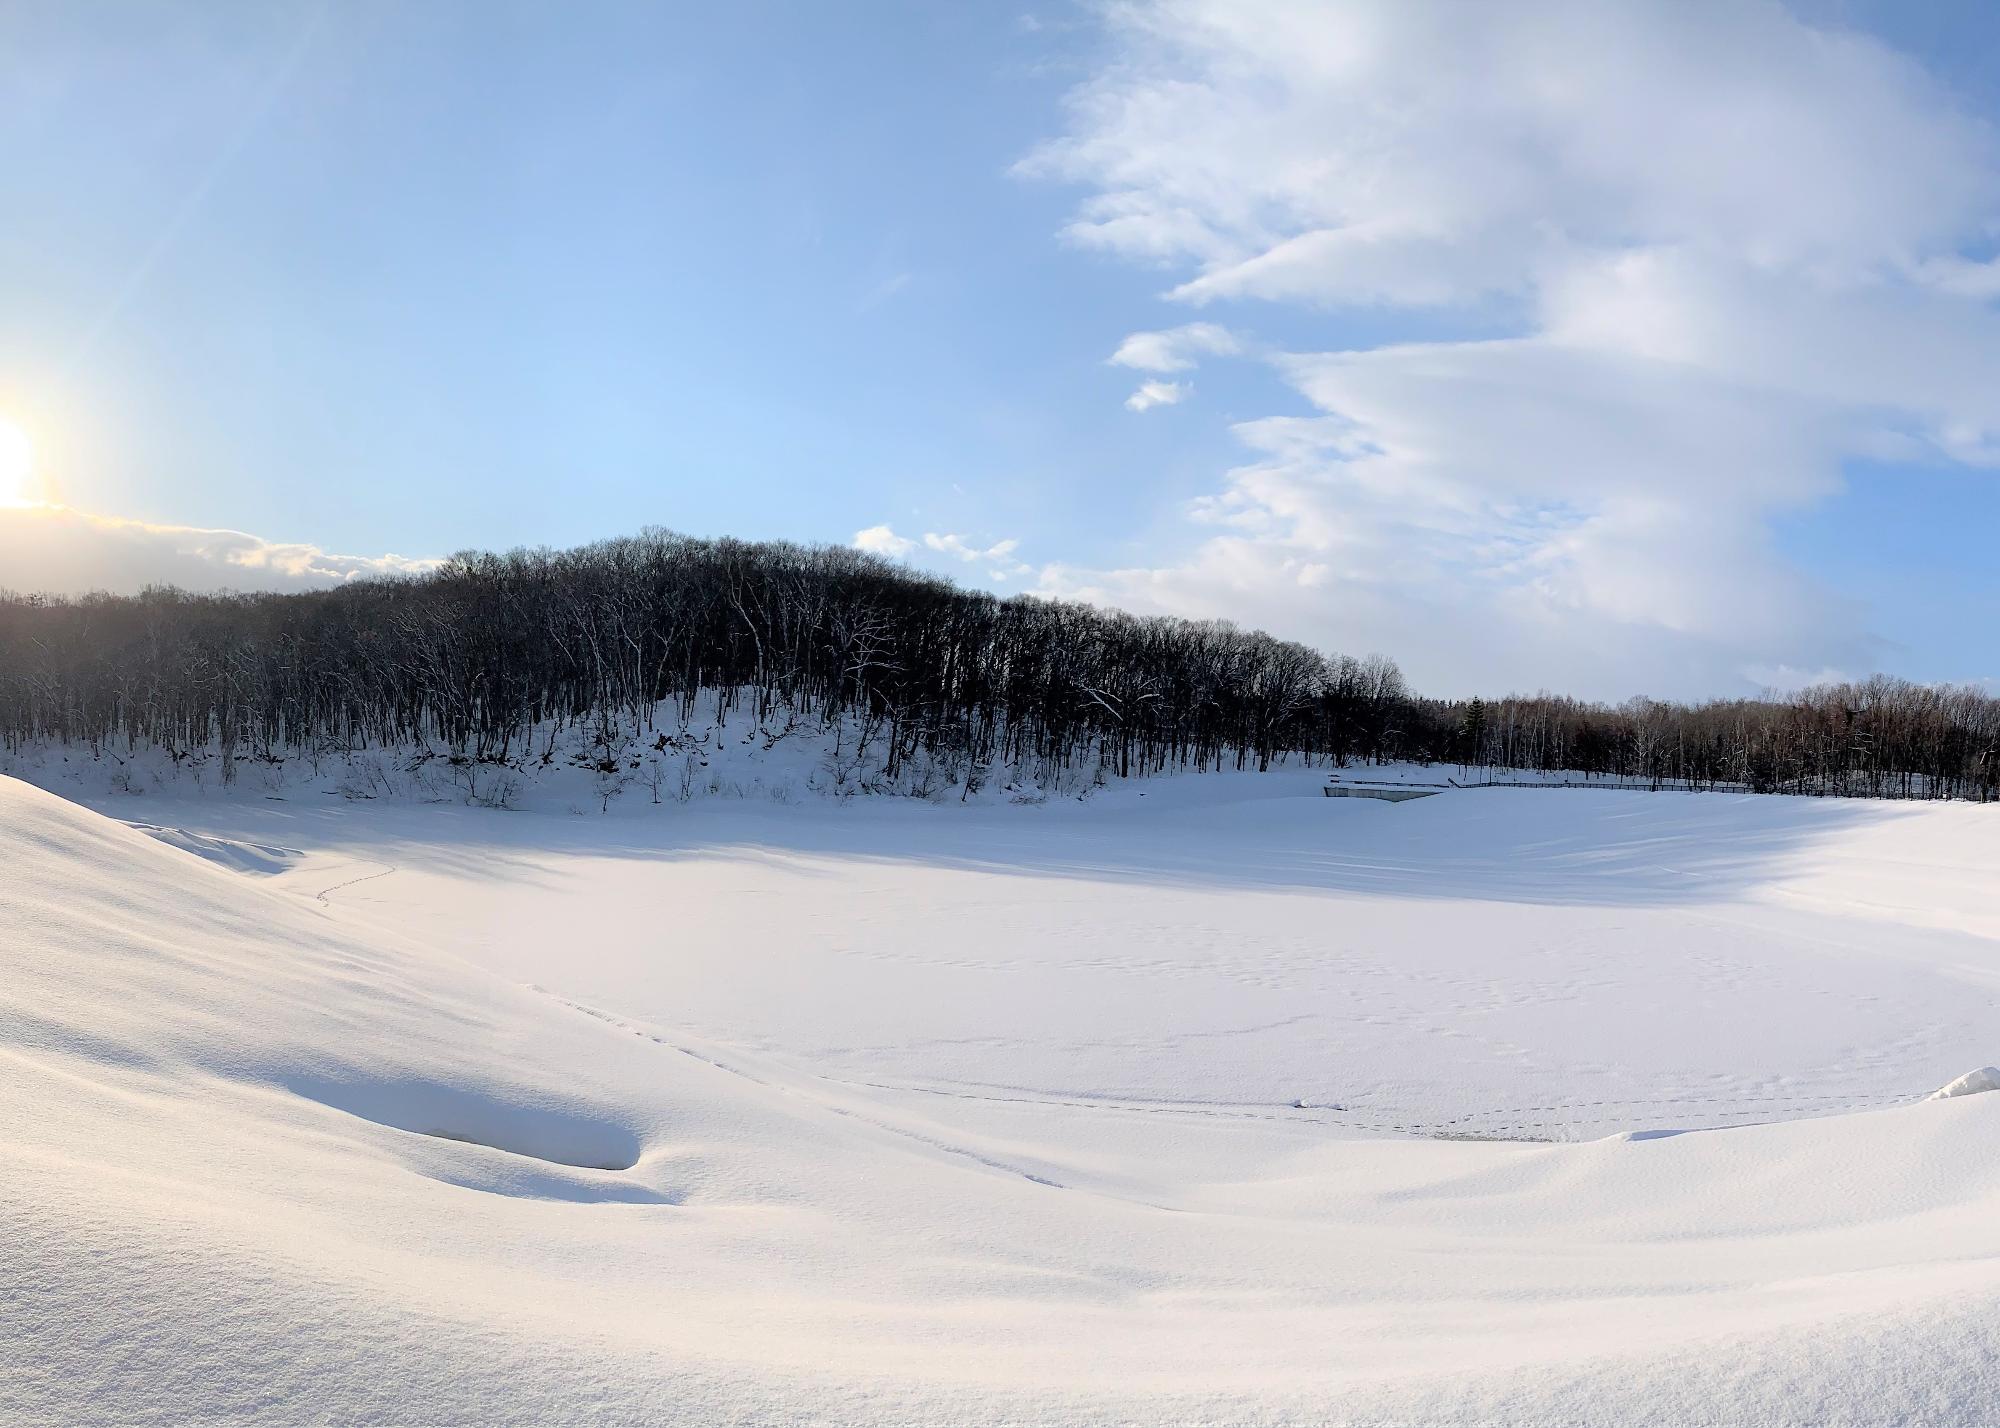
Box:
(1930, 1066, 2000, 1100)
(126, 821, 302, 874)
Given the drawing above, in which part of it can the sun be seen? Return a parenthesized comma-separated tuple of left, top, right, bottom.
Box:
(0, 418, 34, 506)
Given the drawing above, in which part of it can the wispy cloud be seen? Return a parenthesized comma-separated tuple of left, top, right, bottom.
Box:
(1026, 0, 1998, 698)
(856, 271, 915, 312)
(1110, 322, 1240, 373)
(924, 531, 1021, 565)
(853, 525, 1034, 581)
(1124, 379, 1190, 412)
(1111, 323, 1236, 412)
(0, 502, 438, 596)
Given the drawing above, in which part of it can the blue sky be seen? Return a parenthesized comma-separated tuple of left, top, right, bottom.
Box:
(0, 3, 1267, 567)
(1, 1, 1998, 699)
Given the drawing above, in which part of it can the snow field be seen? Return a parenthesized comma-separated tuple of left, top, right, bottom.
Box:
(4, 771, 2000, 1423)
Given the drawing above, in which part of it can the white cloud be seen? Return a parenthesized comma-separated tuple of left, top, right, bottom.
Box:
(1026, 0, 2000, 698)
(1125, 379, 1190, 412)
(924, 532, 1020, 564)
(853, 525, 1034, 582)
(852, 523, 918, 557)
(856, 271, 914, 311)
(1110, 321, 1241, 372)
(0, 503, 438, 596)
(1113, 324, 1237, 412)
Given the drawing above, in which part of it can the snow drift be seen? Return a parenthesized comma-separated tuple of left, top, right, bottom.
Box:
(1933, 1066, 2000, 1101)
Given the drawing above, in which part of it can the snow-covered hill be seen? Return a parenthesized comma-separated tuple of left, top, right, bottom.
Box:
(5, 774, 2000, 1424)
(0, 700, 1158, 813)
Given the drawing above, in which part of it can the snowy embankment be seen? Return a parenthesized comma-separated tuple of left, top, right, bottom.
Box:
(1, 698, 1172, 813)
(4, 774, 2000, 1423)
(2, 692, 1639, 817)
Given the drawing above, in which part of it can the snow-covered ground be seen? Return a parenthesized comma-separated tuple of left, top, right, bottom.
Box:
(5, 768, 2000, 1423)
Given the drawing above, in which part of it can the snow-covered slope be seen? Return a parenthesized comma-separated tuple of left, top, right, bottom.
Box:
(0, 698, 1153, 813)
(5, 775, 2000, 1424)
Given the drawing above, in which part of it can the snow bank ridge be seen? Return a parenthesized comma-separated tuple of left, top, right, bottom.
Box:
(1929, 1066, 2000, 1100)
(127, 822, 303, 875)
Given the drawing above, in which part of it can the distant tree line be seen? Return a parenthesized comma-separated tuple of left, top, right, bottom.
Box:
(1443, 686, 2000, 800)
(0, 529, 1994, 801)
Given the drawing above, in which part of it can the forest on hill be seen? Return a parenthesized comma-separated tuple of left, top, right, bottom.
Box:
(1, 529, 1995, 801)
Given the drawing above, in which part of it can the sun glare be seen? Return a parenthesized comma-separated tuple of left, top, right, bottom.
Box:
(0, 418, 33, 507)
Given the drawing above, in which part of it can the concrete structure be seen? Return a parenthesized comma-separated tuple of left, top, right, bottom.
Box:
(1323, 784, 1442, 803)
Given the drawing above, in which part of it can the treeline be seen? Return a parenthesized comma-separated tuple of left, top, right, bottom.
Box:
(0, 529, 1994, 801)
(1450, 686, 2000, 800)
(0, 532, 1410, 785)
